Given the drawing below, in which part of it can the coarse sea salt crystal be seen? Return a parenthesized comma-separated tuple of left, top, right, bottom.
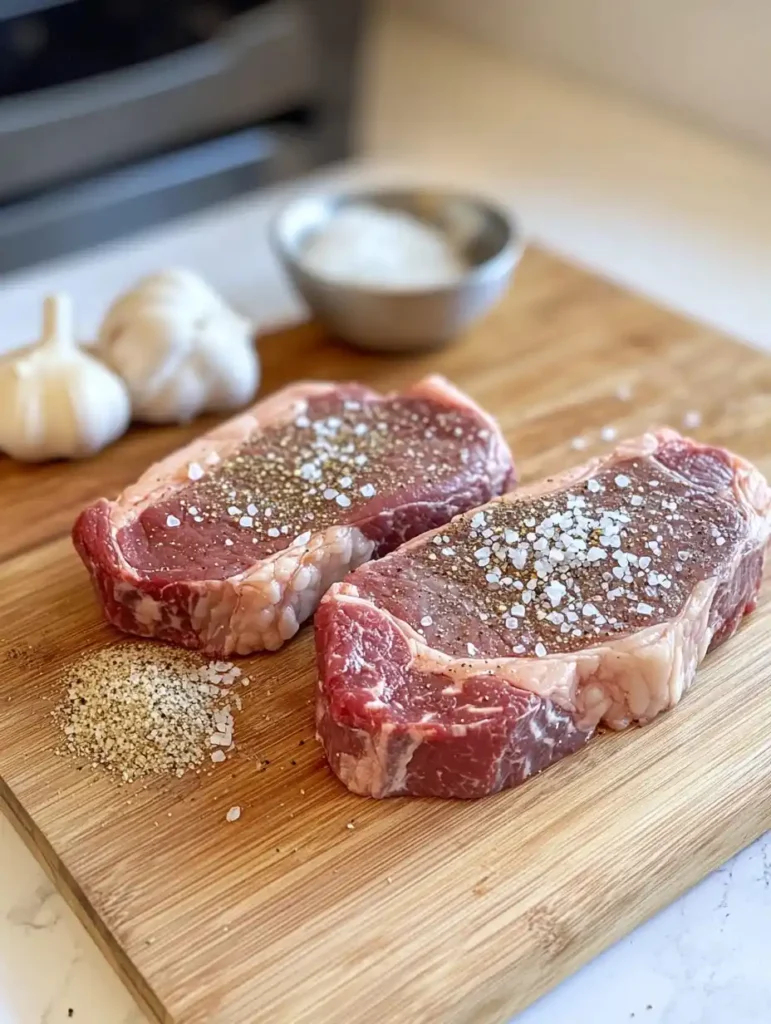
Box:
(187, 462, 204, 481)
(467, 643, 477, 657)
(534, 642, 547, 658)
(166, 514, 180, 528)
(510, 548, 528, 570)
(227, 506, 241, 516)
(600, 425, 617, 442)
(360, 483, 376, 498)
(420, 615, 433, 627)
(238, 516, 253, 528)
(267, 527, 280, 538)
(226, 806, 241, 822)
(294, 531, 312, 546)
(336, 493, 351, 508)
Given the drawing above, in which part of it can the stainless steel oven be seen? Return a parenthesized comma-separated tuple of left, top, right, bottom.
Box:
(0, 0, 366, 272)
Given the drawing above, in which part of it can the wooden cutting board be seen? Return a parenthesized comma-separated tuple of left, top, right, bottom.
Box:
(1, 248, 770, 1024)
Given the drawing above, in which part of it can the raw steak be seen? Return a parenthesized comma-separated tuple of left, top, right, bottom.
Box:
(316, 430, 771, 798)
(73, 376, 514, 655)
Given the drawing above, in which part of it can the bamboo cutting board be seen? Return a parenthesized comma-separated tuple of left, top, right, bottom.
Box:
(1, 248, 770, 1024)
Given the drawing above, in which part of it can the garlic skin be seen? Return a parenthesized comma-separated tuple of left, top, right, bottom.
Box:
(95, 269, 260, 424)
(0, 294, 131, 462)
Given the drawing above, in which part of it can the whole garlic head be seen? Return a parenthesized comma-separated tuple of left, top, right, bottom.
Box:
(95, 269, 260, 424)
(0, 294, 131, 462)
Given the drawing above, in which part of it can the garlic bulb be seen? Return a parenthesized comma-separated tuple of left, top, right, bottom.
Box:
(0, 294, 131, 462)
(95, 269, 260, 424)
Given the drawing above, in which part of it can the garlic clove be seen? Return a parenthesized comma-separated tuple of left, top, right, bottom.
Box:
(66, 361, 133, 457)
(143, 362, 212, 425)
(204, 332, 261, 412)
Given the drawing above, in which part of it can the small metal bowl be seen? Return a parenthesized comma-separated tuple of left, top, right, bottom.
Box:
(270, 186, 522, 352)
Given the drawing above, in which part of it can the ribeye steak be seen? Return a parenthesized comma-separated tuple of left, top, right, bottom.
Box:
(316, 430, 771, 798)
(73, 376, 514, 654)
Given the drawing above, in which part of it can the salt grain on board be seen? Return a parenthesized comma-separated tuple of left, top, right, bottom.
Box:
(226, 806, 241, 822)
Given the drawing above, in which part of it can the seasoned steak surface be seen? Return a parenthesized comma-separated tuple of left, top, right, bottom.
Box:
(316, 430, 771, 799)
(118, 388, 500, 580)
(73, 376, 514, 655)
(351, 449, 746, 660)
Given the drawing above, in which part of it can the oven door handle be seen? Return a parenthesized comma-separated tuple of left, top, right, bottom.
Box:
(0, 2, 302, 132)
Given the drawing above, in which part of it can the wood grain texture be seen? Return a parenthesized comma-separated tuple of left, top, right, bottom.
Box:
(0, 247, 770, 1024)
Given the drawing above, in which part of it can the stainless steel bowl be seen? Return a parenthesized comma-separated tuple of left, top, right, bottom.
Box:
(270, 186, 522, 352)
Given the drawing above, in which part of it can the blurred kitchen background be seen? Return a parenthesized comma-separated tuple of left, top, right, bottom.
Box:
(1, 0, 770, 346)
(2, 4, 771, 1022)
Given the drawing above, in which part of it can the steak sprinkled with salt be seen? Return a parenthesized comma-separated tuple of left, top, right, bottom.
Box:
(117, 389, 496, 577)
(74, 376, 514, 655)
(365, 455, 745, 660)
(316, 430, 771, 799)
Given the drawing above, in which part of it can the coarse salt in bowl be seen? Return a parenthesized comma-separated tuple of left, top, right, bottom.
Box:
(299, 202, 468, 291)
(271, 186, 522, 352)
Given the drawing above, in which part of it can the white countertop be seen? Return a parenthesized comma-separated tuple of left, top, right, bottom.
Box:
(2, 10, 770, 1024)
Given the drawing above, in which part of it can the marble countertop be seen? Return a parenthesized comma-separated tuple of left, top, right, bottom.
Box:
(2, 10, 770, 1024)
